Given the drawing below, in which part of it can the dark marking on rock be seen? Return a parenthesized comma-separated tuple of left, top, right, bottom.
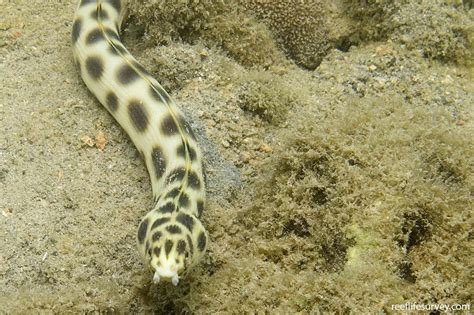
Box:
(128, 100, 149, 132)
(197, 232, 207, 251)
(177, 213, 194, 232)
(105, 91, 118, 112)
(151, 217, 170, 230)
(85, 56, 104, 80)
(137, 219, 148, 244)
(117, 64, 139, 85)
(151, 146, 166, 179)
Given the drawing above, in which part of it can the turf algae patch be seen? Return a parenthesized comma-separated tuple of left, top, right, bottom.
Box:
(342, 0, 402, 42)
(230, 93, 473, 312)
(201, 12, 286, 68)
(129, 0, 227, 44)
(391, 1, 473, 65)
(240, 0, 331, 69)
(129, 0, 285, 68)
(343, 0, 473, 65)
(236, 70, 300, 123)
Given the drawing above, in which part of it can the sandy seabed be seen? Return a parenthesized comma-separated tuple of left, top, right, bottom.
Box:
(1, 0, 473, 313)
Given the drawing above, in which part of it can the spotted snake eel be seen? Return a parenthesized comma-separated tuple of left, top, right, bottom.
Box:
(72, 0, 208, 286)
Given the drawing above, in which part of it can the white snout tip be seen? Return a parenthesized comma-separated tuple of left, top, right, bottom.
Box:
(152, 269, 179, 286)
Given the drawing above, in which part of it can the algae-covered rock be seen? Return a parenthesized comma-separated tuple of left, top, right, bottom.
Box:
(240, 0, 331, 69)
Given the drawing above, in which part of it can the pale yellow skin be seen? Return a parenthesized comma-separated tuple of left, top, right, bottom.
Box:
(72, 0, 207, 285)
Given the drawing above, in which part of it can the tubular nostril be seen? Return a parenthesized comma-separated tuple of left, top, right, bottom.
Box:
(153, 271, 160, 284)
(172, 275, 179, 286)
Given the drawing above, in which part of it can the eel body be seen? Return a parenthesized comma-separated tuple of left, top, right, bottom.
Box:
(72, 0, 207, 286)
